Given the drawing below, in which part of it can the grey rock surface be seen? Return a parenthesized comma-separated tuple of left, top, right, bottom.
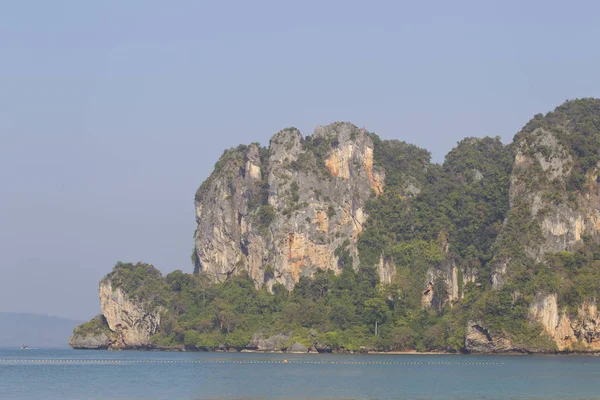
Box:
(248, 332, 291, 352)
(286, 341, 308, 353)
(69, 331, 110, 349)
(464, 321, 524, 354)
(193, 123, 387, 289)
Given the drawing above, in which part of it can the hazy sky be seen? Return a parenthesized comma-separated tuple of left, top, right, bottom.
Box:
(1, 0, 600, 320)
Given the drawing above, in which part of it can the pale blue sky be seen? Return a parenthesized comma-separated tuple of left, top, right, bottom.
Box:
(1, 0, 599, 320)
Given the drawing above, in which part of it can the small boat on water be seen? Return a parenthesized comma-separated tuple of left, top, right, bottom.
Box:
(21, 345, 29, 350)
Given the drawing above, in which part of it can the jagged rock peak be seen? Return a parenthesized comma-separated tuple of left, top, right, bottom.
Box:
(268, 128, 303, 163)
(269, 126, 302, 144)
(193, 122, 387, 289)
(313, 121, 362, 137)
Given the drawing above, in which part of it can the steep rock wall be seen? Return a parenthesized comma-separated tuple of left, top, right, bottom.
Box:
(529, 293, 600, 351)
(486, 103, 600, 351)
(193, 123, 385, 289)
(99, 280, 162, 349)
(493, 127, 600, 285)
(423, 262, 478, 305)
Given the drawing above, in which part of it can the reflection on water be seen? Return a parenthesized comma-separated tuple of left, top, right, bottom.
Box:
(1, 347, 600, 400)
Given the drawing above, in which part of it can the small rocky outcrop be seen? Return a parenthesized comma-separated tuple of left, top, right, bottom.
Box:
(464, 321, 524, 353)
(247, 332, 291, 352)
(286, 342, 309, 353)
(69, 331, 110, 349)
(69, 315, 111, 349)
(70, 274, 163, 350)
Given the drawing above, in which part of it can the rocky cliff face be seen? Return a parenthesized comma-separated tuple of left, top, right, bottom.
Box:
(529, 293, 600, 351)
(464, 321, 523, 353)
(466, 292, 600, 354)
(99, 279, 162, 349)
(70, 276, 163, 350)
(484, 100, 600, 351)
(516, 128, 600, 251)
(193, 123, 385, 289)
(493, 118, 600, 286)
(424, 261, 478, 303)
(69, 331, 110, 349)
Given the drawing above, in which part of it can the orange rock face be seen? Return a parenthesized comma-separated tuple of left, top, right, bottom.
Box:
(325, 145, 352, 179)
(286, 232, 335, 281)
(364, 147, 384, 195)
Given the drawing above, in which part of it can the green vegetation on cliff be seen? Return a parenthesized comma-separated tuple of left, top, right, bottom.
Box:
(360, 135, 513, 298)
(519, 98, 600, 191)
(106, 259, 555, 352)
(109, 262, 397, 351)
(106, 260, 478, 352)
(354, 133, 552, 350)
(492, 100, 600, 295)
(71, 314, 111, 337)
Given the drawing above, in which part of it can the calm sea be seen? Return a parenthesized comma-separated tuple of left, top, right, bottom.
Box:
(0, 347, 599, 400)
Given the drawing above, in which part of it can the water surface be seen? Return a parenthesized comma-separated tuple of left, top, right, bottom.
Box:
(1, 347, 599, 400)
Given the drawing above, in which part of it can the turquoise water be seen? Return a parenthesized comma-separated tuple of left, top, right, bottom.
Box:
(1, 348, 600, 399)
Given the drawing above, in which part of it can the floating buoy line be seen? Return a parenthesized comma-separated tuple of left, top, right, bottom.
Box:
(0, 358, 503, 366)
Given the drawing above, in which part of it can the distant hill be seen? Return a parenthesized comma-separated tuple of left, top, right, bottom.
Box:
(0, 312, 82, 347)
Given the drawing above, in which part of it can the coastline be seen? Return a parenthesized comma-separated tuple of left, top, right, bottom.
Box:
(71, 346, 600, 356)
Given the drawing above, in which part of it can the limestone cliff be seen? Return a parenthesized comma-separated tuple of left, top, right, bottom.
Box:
(193, 123, 387, 289)
(98, 279, 162, 349)
(424, 261, 478, 304)
(493, 102, 600, 286)
(483, 99, 600, 351)
(70, 266, 163, 350)
(510, 127, 599, 255)
(529, 293, 600, 351)
(413, 100, 600, 352)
